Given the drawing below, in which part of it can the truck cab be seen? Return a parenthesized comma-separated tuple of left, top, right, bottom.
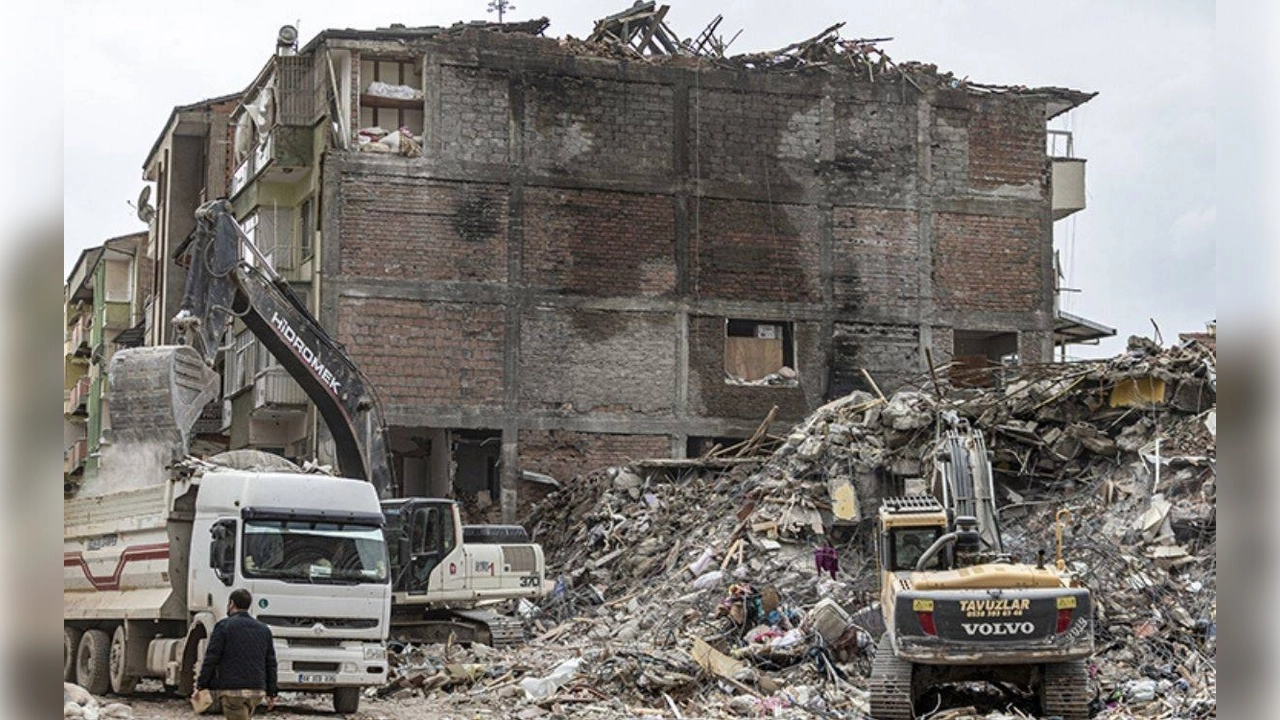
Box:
(193, 470, 391, 710)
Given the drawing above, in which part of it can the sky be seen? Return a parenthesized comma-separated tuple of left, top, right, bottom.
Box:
(62, 0, 1216, 358)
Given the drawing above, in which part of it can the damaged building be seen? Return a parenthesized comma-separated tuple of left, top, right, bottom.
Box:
(133, 6, 1113, 520)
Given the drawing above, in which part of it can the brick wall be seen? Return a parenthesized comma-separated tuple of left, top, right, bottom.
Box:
(519, 308, 676, 415)
(339, 175, 509, 282)
(693, 199, 822, 303)
(930, 106, 969, 197)
(327, 40, 1064, 463)
(832, 207, 919, 320)
(830, 322, 921, 398)
(689, 88, 821, 183)
(828, 99, 918, 202)
(933, 213, 1043, 312)
(518, 430, 671, 484)
(930, 326, 955, 366)
(523, 187, 675, 297)
(967, 97, 1046, 194)
(439, 65, 511, 164)
(686, 315, 819, 421)
(523, 74, 673, 176)
(336, 297, 505, 406)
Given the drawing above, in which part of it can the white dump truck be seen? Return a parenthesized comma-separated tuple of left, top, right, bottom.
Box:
(63, 450, 391, 714)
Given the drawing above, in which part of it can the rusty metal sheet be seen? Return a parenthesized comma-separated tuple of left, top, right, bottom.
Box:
(1109, 376, 1167, 408)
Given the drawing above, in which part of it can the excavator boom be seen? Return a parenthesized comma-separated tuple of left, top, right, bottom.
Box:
(108, 199, 395, 496)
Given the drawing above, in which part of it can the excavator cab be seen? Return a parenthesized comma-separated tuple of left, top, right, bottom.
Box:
(887, 525, 943, 571)
(381, 499, 457, 595)
(878, 496, 949, 574)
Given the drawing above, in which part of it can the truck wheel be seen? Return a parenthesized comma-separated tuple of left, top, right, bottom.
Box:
(868, 635, 915, 720)
(333, 687, 361, 714)
(64, 627, 83, 682)
(1039, 659, 1090, 720)
(109, 625, 139, 695)
(76, 629, 111, 695)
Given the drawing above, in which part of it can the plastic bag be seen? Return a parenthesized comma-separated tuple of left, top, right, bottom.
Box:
(519, 657, 582, 700)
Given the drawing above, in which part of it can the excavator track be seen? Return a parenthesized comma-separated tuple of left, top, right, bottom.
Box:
(452, 609, 525, 647)
(1040, 659, 1090, 720)
(391, 609, 525, 648)
(869, 635, 915, 720)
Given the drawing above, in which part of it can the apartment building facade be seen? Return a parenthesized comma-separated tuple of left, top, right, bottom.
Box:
(142, 16, 1105, 520)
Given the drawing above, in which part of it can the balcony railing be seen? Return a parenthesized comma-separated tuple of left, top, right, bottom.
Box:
(1048, 130, 1086, 221)
(65, 314, 92, 357)
(64, 438, 88, 475)
(256, 242, 313, 281)
(253, 366, 308, 413)
(230, 123, 314, 197)
(65, 376, 91, 416)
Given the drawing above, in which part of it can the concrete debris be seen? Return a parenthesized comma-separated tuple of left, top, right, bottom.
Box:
(64, 684, 133, 720)
(202, 336, 1204, 720)
(357, 126, 424, 157)
(552, 3, 1093, 112)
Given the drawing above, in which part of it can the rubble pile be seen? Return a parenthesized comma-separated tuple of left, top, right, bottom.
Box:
(550, 0, 1093, 112)
(377, 336, 1214, 719)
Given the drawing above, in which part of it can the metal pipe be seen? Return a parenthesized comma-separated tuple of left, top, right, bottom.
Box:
(915, 532, 960, 572)
(1054, 508, 1073, 571)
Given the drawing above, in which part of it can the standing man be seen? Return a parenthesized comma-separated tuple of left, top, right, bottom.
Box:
(194, 588, 279, 719)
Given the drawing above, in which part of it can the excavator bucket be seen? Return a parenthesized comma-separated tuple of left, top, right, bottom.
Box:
(107, 345, 220, 456)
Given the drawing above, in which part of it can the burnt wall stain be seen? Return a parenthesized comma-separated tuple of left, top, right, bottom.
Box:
(451, 193, 503, 242)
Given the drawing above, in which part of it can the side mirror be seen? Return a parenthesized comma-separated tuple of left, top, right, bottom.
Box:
(209, 521, 236, 586)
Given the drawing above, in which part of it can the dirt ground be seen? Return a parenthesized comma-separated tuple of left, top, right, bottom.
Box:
(119, 689, 461, 720)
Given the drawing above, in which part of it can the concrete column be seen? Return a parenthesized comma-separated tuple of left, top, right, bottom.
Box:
(500, 428, 519, 524)
(916, 97, 937, 368)
(428, 428, 451, 497)
(402, 457, 428, 497)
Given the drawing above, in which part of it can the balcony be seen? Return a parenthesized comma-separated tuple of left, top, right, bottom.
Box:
(230, 124, 316, 197)
(257, 242, 313, 283)
(252, 366, 308, 416)
(103, 301, 133, 331)
(64, 438, 88, 475)
(66, 314, 92, 357)
(65, 376, 91, 416)
(1048, 130, 1086, 221)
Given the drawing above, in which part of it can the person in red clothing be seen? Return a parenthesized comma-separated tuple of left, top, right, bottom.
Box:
(814, 539, 839, 579)
(193, 589, 279, 719)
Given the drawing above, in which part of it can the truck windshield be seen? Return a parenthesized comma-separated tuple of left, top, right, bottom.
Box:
(242, 520, 388, 584)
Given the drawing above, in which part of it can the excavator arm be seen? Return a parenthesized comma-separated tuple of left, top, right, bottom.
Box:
(111, 200, 395, 497)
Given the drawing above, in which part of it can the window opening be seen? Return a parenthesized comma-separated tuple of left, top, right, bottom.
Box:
(951, 330, 1018, 388)
(357, 57, 424, 153)
(299, 197, 314, 262)
(724, 319, 797, 385)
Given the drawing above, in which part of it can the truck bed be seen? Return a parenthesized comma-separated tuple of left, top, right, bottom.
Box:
(64, 481, 184, 620)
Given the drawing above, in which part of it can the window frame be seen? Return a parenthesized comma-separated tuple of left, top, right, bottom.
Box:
(723, 318, 798, 384)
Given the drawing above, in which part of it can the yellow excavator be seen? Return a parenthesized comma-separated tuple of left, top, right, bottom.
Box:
(869, 416, 1093, 719)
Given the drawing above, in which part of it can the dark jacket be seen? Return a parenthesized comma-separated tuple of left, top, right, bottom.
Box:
(197, 611, 279, 696)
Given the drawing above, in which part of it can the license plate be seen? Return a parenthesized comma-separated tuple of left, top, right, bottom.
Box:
(297, 673, 337, 684)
